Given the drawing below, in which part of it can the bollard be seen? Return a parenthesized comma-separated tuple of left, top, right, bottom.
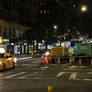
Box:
(31, 50, 34, 56)
(79, 59, 82, 66)
(48, 86, 53, 92)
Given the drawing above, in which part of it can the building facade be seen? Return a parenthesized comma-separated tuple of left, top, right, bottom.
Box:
(0, 0, 32, 54)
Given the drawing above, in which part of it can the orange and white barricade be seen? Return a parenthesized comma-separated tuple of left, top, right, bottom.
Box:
(44, 56, 48, 65)
(69, 58, 72, 66)
(47, 54, 52, 63)
(41, 54, 45, 64)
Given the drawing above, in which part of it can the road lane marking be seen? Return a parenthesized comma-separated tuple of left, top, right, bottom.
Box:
(78, 66, 85, 68)
(17, 57, 32, 60)
(56, 72, 65, 78)
(88, 72, 92, 74)
(76, 78, 92, 81)
(40, 66, 48, 69)
(17, 77, 56, 80)
(69, 72, 78, 80)
(64, 69, 81, 70)
(69, 66, 77, 69)
(64, 69, 92, 71)
(4, 72, 26, 78)
(18, 72, 39, 79)
(15, 68, 47, 71)
(84, 79, 92, 81)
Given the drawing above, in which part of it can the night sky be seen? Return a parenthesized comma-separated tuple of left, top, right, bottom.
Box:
(79, 0, 92, 34)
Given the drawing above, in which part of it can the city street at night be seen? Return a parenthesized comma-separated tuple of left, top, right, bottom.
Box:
(0, 0, 92, 92)
(0, 56, 92, 92)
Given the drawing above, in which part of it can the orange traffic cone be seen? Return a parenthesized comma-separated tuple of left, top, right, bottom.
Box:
(40, 54, 45, 64)
(79, 59, 82, 66)
(46, 57, 49, 65)
(40, 58, 43, 64)
(69, 58, 72, 66)
(90, 59, 92, 66)
(57, 58, 61, 64)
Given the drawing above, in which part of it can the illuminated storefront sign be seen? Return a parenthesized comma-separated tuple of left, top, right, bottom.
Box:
(2, 39, 9, 43)
(0, 37, 2, 43)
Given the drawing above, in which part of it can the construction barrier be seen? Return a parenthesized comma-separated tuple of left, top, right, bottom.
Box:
(46, 56, 49, 65)
(69, 58, 72, 66)
(41, 54, 45, 64)
(57, 58, 61, 64)
(40, 54, 92, 66)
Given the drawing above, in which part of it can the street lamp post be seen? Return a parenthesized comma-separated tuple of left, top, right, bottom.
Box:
(81, 5, 88, 12)
(45, 25, 58, 50)
(80, 5, 88, 36)
(53, 25, 58, 30)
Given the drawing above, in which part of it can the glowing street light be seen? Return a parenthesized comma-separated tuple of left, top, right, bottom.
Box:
(81, 5, 87, 12)
(53, 25, 58, 30)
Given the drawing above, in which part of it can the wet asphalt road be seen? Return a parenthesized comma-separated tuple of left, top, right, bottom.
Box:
(0, 57, 92, 92)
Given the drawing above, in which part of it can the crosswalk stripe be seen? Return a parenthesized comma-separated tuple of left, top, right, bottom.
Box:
(69, 72, 78, 80)
(4, 72, 26, 78)
(56, 72, 65, 78)
(18, 72, 39, 79)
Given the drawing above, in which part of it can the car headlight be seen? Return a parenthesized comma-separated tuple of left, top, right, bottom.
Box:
(0, 61, 2, 65)
(14, 58, 17, 63)
(45, 51, 50, 56)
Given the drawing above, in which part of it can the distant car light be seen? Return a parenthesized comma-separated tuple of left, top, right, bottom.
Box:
(0, 61, 2, 65)
(0, 48, 5, 53)
(14, 58, 17, 65)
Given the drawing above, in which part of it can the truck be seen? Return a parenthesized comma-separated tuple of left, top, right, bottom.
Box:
(50, 42, 92, 64)
(74, 42, 92, 62)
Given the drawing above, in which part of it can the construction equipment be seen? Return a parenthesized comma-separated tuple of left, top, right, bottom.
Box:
(50, 46, 68, 63)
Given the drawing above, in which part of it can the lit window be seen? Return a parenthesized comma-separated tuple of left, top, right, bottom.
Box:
(73, 4, 76, 7)
(44, 9, 46, 14)
(40, 10, 43, 14)
(40, 2, 43, 6)
(44, 2, 46, 6)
